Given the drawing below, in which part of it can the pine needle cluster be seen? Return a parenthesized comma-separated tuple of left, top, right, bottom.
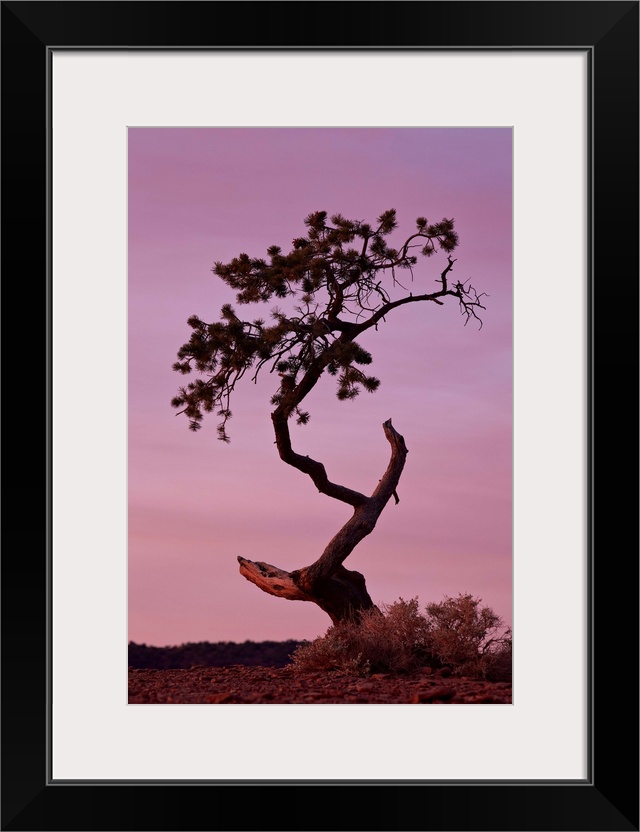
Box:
(172, 209, 480, 439)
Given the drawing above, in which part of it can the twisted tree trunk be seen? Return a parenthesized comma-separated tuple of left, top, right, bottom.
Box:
(238, 418, 408, 624)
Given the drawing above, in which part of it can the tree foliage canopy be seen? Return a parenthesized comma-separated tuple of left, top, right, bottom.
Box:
(172, 209, 485, 441)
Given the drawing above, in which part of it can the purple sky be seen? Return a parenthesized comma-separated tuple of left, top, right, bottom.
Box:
(128, 128, 512, 646)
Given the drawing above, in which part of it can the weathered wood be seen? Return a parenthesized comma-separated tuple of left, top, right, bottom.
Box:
(237, 557, 312, 602)
(237, 557, 377, 624)
(238, 419, 408, 623)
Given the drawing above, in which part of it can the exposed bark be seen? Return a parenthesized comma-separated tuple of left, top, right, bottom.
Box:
(237, 557, 313, 602)
(238, 419, 408, 624)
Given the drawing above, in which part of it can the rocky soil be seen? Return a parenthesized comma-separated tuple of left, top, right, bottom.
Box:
(129, 665, 511, 704)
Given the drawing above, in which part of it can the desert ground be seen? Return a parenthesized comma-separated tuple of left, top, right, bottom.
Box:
(128, 665, 511, 704)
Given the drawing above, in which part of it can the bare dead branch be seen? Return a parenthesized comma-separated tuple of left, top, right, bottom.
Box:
(237, 556, 313, 602)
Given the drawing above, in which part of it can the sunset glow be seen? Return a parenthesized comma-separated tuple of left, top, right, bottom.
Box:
(128, 127, 512, 645)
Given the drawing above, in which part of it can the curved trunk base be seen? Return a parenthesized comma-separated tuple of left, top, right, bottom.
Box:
(238, 420, 407, 627)
(294, 564, 379, 624)
(237, 556, 378, 625)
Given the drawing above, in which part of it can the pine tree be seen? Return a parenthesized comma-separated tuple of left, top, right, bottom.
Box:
(173, 210, 485, 623)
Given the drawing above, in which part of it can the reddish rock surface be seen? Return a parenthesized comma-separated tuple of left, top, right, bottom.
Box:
(129, 665, 511, 704)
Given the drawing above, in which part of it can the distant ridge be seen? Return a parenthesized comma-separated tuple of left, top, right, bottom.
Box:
(128, 639, 305, 669)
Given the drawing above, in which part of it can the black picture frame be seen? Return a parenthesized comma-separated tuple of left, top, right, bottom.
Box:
(2, 2, 638, 830)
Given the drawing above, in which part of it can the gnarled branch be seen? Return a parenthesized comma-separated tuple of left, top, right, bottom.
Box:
(239, 419, 408, 618)
(237, 557, 313, 602)
(295, 419, 408, 591)
(271, 407, 368, 508)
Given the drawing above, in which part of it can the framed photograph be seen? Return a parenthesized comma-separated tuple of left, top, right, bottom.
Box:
(3, 2, 637, 830)
(125, 121, 515, 708)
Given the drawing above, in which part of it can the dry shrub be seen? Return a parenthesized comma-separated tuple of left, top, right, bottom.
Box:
(476, 638, 512, 682)
(424, 593, 512, 681)
(291, 593, 512, 681)
(291, 598, 432, 676)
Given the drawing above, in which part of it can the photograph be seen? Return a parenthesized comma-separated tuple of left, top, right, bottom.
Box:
(127, 127, 513, 706)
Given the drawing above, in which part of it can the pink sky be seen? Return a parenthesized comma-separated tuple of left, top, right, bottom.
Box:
(128, 128, 512, 646)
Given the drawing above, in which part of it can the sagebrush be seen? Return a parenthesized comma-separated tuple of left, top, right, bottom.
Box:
(291, 594, 512, 680)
